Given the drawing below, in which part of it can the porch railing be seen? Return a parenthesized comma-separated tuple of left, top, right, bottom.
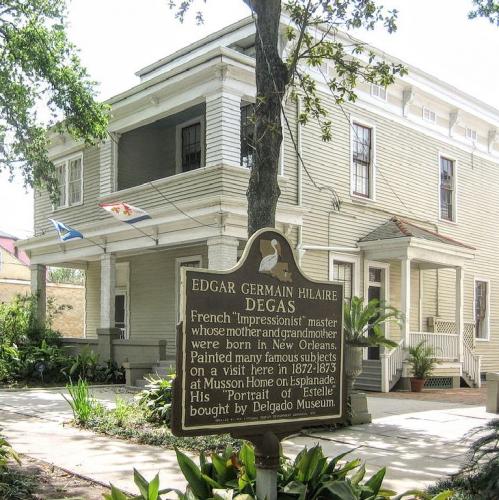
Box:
(431, 318, 476, 349)
(380, 339, 405, 393)
(409, 332, 459, 360)
(463, 343, 482, 388)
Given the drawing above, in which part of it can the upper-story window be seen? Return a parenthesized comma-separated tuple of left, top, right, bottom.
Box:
(371, 83, 387, 101)
(241, 104, 255, 168)
(422, 107, 436, 123)
(352, 122, 373, 198)
(465, 127, 477, 142)
(181, 122, 202, 172)
(54, 155, 83, 209)
(439, 156, 455, 222)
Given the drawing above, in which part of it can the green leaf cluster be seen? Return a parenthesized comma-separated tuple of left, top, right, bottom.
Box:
(406, 341, 438, 380)
(108, 443, 453, 499)
(137, 373, 175, 425)
(344, 296, 401, 348)
(0, 0, 108, 201)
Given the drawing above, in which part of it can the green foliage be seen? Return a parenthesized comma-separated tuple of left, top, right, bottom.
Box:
(67, 346, 100, 380)
(0, 432, 36, 499)
(468, 0, 499, 26)
(137, 374, 175, 425)
(114, 443, 450, 499)
(0, 468, 36, 500)
(86, 396, 240, 453)
(0, 294, 72, 383)
(0, 0, 108, 201)
(105, 469, 181, 500)
(0, 293, 123, 385)
(343, 297, 400, 348)
(429, 418, 499, 499)
(406, 341, 438, 379)
(63, 378, 102, 426)
(48, 267, 85, 285)
(0, 435, 20, 471)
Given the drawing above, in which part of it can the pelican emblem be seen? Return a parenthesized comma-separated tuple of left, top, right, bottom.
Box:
(259, 239, 279, 273)
(257, 237, 292, 282)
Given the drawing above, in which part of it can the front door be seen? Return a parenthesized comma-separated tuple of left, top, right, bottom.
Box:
(367, 266, 384, 360)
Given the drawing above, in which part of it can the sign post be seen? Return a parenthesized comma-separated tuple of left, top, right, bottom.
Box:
(172, 228, 345, 499)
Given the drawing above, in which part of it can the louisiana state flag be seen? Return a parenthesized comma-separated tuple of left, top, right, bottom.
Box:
(99, 202, 151, 224)
(49, 219, 83, 242)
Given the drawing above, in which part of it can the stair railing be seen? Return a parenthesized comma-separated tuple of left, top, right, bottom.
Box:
(380, 339, 405, 393)
(463, 343, 482, 388)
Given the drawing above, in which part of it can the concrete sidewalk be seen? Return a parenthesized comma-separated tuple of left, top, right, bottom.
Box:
(0, 387, 496, 495)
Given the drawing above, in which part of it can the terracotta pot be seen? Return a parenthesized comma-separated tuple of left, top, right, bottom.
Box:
(345, 345, 363, 393)
(410, 378, 426, 392)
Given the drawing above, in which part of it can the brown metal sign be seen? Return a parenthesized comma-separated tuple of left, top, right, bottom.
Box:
(172, 228, 345, 438)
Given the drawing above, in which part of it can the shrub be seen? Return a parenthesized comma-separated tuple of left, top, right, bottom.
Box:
(137, 374, 174, 425)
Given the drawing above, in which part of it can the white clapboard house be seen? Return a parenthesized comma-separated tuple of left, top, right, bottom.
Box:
(18, 16, 499, 390)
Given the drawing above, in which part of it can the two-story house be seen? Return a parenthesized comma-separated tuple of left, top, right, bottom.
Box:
(17, 16, 499, 389)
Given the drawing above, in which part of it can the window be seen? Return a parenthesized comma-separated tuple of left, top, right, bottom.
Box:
(241, 104, 255, 168)
(465, 127, 477, 142)
(181, 123, 202, 172)
(474, 280, 489, 340)
(352, 123, 373, 198)
(333, 261, 353, 301)
(422, 107, 436, 123)
(115, 292, 127, 339)
(440, 156, 455, 221)
(54, 155, 82, 209)
(371, 84, 387, 101)
(115, 262, 129, 339)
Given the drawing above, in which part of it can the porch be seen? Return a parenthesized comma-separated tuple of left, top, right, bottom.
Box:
(356, 217, 480, 392)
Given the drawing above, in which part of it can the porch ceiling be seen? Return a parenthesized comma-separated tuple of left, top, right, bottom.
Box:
(358, 217, 475, 268)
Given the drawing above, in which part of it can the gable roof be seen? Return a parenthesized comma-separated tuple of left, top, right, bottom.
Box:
(358, 217, 475, 250)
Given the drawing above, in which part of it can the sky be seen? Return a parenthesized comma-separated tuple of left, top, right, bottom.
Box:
(1, 0, 498, 239)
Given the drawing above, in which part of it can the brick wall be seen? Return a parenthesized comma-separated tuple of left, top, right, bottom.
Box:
(0, 280, 84, 338)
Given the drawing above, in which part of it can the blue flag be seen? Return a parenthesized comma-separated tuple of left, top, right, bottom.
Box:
(49, 219, 83, 242)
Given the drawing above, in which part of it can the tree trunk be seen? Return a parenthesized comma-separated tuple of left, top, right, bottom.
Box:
(247, 0, 289, 236)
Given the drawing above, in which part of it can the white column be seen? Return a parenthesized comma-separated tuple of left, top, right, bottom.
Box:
(205, 92, 241, 168)
(100, 253, 116, 329)
(456, 266, 464, 363)
(99, 133, 119, 196)
(207, 236, 239, 270)
(30, 264, 46, 325)
(400, 258, 411, 346)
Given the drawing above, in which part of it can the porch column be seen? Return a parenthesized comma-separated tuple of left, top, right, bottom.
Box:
(207, 236, 239, 270)
(400, 258, 411, 346)
(30, 264, 46, 325)
(456, 266, 464, 362)
(97, 253, 119, 360)
(205, 91, 241, 168)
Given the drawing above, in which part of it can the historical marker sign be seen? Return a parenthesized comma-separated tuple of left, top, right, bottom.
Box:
(172, 228, 345, 438)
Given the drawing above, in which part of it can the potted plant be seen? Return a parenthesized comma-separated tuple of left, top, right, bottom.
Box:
(343, 296, 401, 393)
(406, 340, 438, 392)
